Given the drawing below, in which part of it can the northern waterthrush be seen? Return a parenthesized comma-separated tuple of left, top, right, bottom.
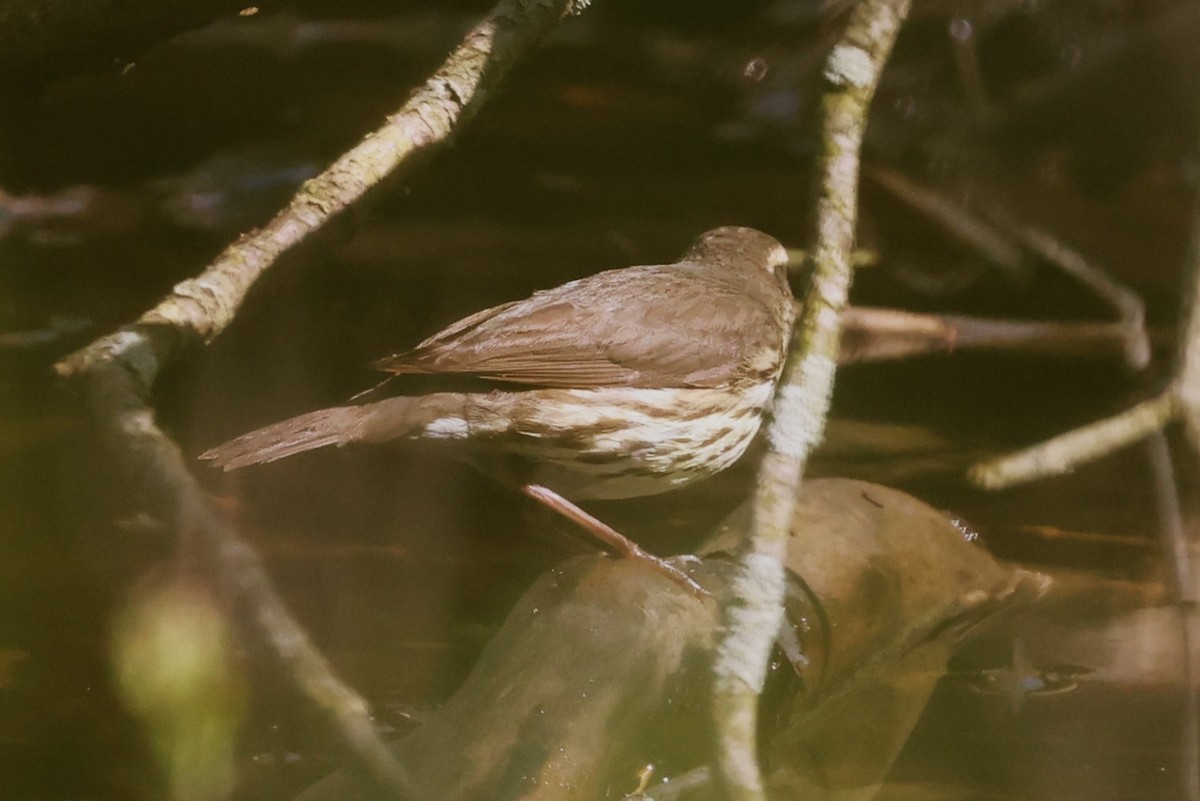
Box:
(203, 226, 795, 592)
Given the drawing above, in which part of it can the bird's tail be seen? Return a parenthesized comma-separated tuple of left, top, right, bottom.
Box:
(200, 393, 471, 471)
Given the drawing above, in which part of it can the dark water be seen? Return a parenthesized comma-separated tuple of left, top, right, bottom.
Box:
(2, 3, 1197, 799)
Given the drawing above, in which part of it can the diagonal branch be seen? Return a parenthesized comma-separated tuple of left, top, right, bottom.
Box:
(709, 2, 912, 799)
(969, 389, 1177, 490)
(59, 0, 593, 381)
(969, 178, 1200, 488)
(53, 1, 593, 798)
(867, 165, 1151, 370)
(969, 131, 1200, 801)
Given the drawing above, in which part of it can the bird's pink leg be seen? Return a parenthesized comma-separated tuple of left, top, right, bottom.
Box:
(521, 484, 709, 599)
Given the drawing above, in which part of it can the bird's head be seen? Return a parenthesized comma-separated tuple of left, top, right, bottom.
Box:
(683, 226, 790, 282)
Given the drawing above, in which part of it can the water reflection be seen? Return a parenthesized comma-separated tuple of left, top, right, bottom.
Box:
(3, 1, 1198, 800)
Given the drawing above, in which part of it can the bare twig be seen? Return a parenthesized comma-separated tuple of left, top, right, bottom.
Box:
(709, 3, 911, 799)
(867, 166, 1151, 370)
(53, 1, 592, 797)
(948, 14, 991, 123)
(840, 306, 1148, 363)
(60, 0, 591, 378)
(1177, 182, 1200, 453)
(1144, 434, 1200, 801)
(983, 211, 1151, 370)
(969, 390, 1177, 490)
(969, 136, 1200, 801)
(1165, 140, 1200, 801)
(867, 164, 1025, 272)
(67, 351, 421, 800)
(970, 139, 1200, 488)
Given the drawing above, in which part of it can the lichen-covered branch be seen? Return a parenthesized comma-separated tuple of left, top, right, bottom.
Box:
(968, 141, 1200, 801)
(53, 1, 592, 797)
(1155, 151, 1200, 801)
(709, 2, 911, 799)
(59, 0, 592, 382)
(970, 151, 1200, 488)
(969, 390, 1177, 490)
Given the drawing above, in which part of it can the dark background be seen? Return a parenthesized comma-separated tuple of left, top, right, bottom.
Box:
(1, 1, 1197, 798)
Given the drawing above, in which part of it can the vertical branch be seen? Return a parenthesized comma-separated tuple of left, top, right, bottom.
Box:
(1144, 434, 1200, 801)
(971, 129, 1200, 488)
(709, 2, 911, 799)
(1177, 166, 1200, 452)
(1160, 140, 1200, 801)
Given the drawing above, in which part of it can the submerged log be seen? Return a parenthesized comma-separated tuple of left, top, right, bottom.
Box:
(295, 479, 1048, 801)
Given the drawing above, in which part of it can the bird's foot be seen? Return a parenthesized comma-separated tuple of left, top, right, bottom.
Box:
(522, 484, 710, 600)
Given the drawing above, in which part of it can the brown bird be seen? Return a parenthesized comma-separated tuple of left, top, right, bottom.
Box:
(202, 226, 794, 593)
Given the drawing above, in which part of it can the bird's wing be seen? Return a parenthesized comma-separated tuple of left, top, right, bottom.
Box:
(372, 265, 787, 389)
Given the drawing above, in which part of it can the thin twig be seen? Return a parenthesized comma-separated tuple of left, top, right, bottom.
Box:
(709, 3, 911, 799)
(71, 353, 421, 800)
(1177, 165, 1200, 453)
(969, 390, 1177, 490)
(840, 306, 1148, 363)
(1166, 134, 1200, 801)
(983, 211, 1151, 370)
(1143, 434, 1200, 801)
(1145, 435, 1193, 603)
(867, 164, 1025, 273)
(867, 165, 1151, 370)
(969, 134, 1200, 488)
(948, 14, 991, 123)
(53, 0, 593, 797)
(967, 134, 1200, 801)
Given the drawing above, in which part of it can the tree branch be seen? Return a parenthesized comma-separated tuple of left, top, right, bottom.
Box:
(840, 306, 1151, 364)
(969, 148, 1200, 488)
(709, 3, 911, 799)
(52, 1, 593, 797)
(969, 389, 1177, 490)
